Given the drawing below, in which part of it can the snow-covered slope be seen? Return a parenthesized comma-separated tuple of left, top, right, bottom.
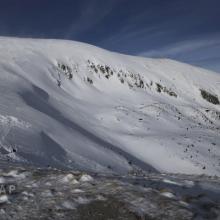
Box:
(0, 37, 220, 176)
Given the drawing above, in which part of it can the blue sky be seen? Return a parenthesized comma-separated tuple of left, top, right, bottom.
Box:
(0, 0, 220, 72)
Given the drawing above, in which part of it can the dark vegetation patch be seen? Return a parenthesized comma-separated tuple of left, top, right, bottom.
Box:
(87, 60, 178, 98)
(87, 60, 149, 91)
(88, 60, 113, 79)
(76, 198, 139, 220)
(200, 89, 219, 105)
(87, 77, 93, 84)
(156, 83, 177, 97)
(57, 63, 73, 80)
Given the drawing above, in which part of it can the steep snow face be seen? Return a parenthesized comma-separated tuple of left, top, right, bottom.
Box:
(0, 37, 220, 176)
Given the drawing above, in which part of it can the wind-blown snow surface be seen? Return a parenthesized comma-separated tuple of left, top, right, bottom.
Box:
(0, 37, 220, 176)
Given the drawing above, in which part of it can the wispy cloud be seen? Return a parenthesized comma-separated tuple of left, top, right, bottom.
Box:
(139, 35, 220, 73)
(64, 0, 117, 39)
(140, 36, 220, 57)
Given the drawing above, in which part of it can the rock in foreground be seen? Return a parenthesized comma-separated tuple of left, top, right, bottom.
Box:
(0, 165, 220, 219)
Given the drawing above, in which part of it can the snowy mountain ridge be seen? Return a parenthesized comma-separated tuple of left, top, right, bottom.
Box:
(0, 37, 220, 176)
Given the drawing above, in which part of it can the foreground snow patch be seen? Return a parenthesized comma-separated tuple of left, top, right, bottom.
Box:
(79, 174, 93, 182)
(0, 195, 8, 204)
